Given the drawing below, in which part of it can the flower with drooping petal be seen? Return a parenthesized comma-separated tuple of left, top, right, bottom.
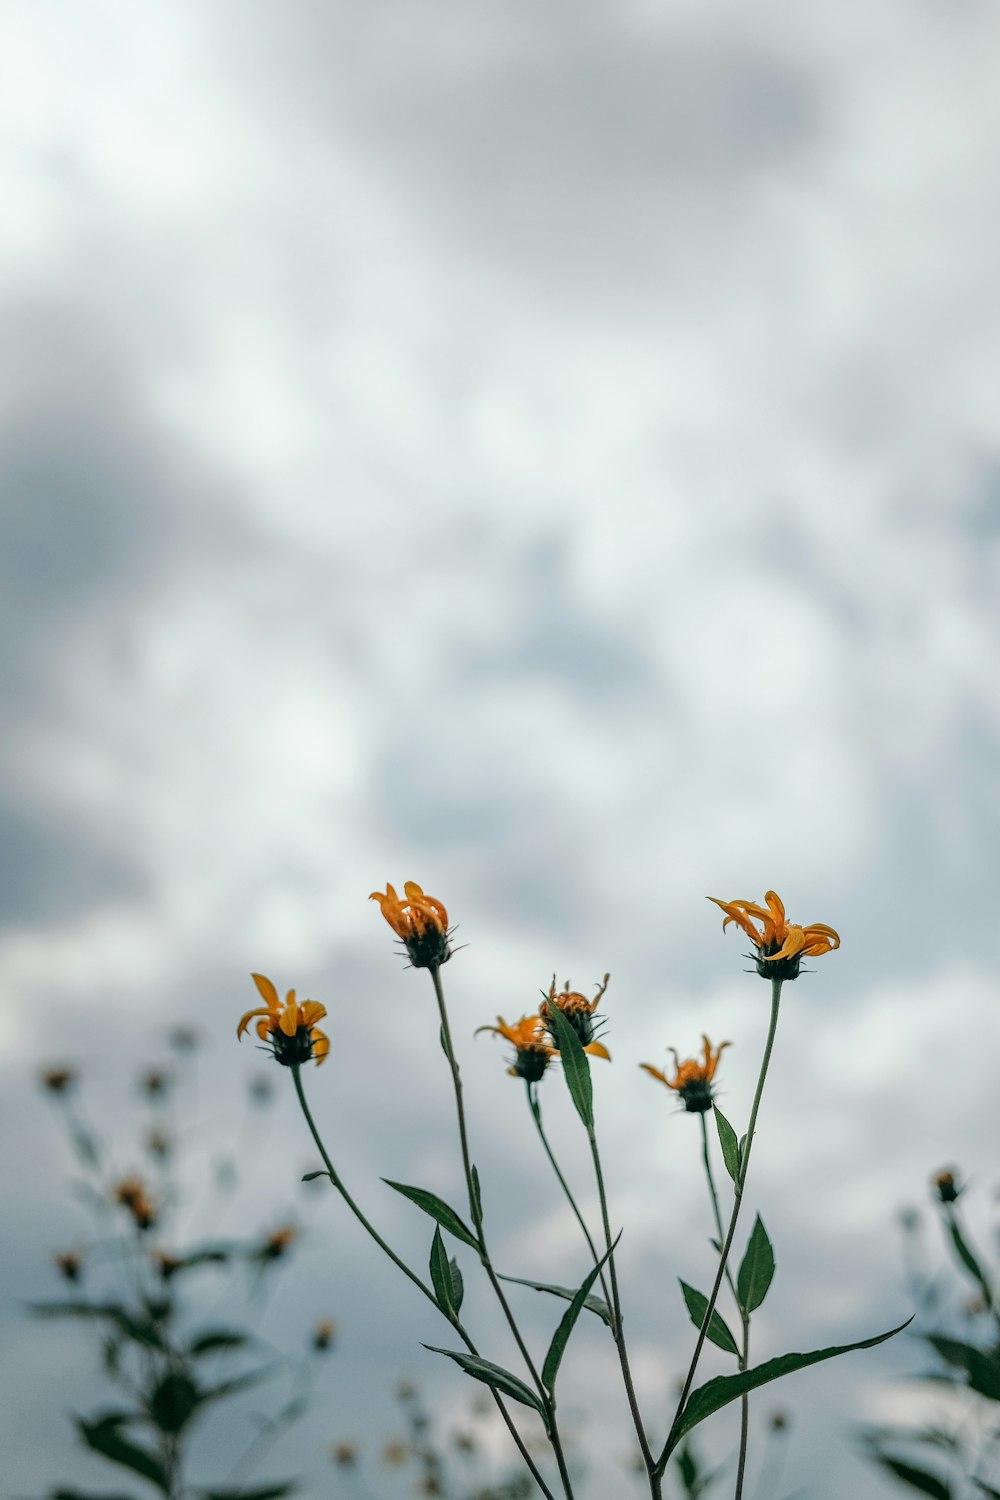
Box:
(708, 890, 839, 980)
(640, 1035, 731, 1113)
(478, 1011, 611, 1081)
(237, 974, 330, 1067)
(369, 881, 452, 968)
(540, 974, 611, 1050)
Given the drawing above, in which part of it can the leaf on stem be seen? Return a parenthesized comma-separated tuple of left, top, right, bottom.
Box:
(382, 1180, 479, 1249)
(736, 1215, 775, 1314)
(542, 1238, 619, 1393)
(471, 1164, 483, 1224)
(76, 1416, 169, 1492)
(429, 1228, 460, 1319)
(544, 1003, 593, 1130)
(198, 1487, 298, 1500)
(872, 1455, 953, 1498)
(713, 1107, 740, 1185)
(497, 1274, 613, 1329)
(422, 1346, 548, 1420)
(925, 1335, 1000, 1400)
(663, 1317, 912, 1457)
(149, 1371, 200, 1434)
(301, 1170, 332, 1183)
(187, 1329, 248, 1357)
(945, 1215, 993, 1300)
(678, 1281, 740, 1357)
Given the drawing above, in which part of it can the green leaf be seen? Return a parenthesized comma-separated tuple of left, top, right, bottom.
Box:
(301, 1170, 331, 1183)
(471, 1164, 483, 1224)
(199, 1487, 297, 1500)
(713, 1107, 740, 1184)
(51, 1490, 140, 1500)
(149, 1371, 200, 1434)
(664, 1317, 912, 1457)
(187, 1329, 248, 1357)
(449, 1258, 464, 1315)
(77, 1415, 169, 1491)
(382, 1180, 479, 1249)
(429, 1228, 458, 1318)
(30, 1302, 165, 1351)
(873, 1455, 953, 1498)
(542, 1240, 618, 1393)
(497, 1274, 613, 1329)
(544, 1003, 593, 1130)
(946, 1216, 993, 1300)
(679, 1281, 740, 1357)
(423, 1346, 547, 1421)
(736, 1215, 775, 1315)
(926, 1336, 1000, 1400)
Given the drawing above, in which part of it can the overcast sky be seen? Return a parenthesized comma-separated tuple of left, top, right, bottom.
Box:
(3, 1, 1000, 1497)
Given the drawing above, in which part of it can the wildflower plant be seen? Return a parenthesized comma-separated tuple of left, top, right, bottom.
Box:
(34, 1031, 335, 1500)
(238, 881, 908, 1500)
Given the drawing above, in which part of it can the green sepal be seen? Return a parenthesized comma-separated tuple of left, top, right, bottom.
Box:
(422, 1346, 548, 1422)
(736, 1215, 775, 1314)
(497, 1273, 613, 1328)
(542, 1239, 618, 1393)
(713, 1107, 740, 1184)
(544, 1002, 593, 1129)
(678, 1281, 740, 1357)
(663, 1317, 912, 1458)
(382, 1180, 479, 1249)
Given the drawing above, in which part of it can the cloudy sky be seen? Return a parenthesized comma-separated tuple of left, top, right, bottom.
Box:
(3, 0, 1000, 1496)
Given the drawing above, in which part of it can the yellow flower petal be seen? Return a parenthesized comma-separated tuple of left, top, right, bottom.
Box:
(584, 1041, 611, 1061)
(237, 1007, 268, 1039)
(251, 973, 280, 1010)
(311, 1028, 330, 1064)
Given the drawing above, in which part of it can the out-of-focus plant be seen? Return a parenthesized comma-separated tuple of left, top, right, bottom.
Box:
(237, 882, 908, 1500)
(35, 1032, 335, 1500)
(864, 1170, 1000, 1498)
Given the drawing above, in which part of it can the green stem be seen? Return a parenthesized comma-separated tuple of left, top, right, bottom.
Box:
(587, 1124, 656, 1485)
(526, 1083, 612, 1311)
(698, 1112, 750, 1498)
(656, 978, 783, 1477)
(429, 967, 575, 1500)
(290, 1064, 557, 1500)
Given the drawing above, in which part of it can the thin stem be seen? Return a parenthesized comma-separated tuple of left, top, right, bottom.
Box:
(698, 1112, 750, 1499)
(290, 1064, 557, 1500)
(526, 1083, 612, 1310)
(587, 1125, 655, 1482)
(656, 979, 783, 1477)
(429, 968, 575, 1500)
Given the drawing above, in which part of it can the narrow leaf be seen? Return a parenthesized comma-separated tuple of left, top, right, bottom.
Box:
(382, 1181, 479, 1249)
(449, 1258, 464, 1315)
(77, 1416, 169, 1491)
(187, 1330, 248, 1357)
(498, 1274, 613, 1328)
(199, 1487, 297, 1500)
(736, 1215, 775, 1314)
(429, 1228, 457, 1318)
(679, 1281, 740, 1357)
(664, 1317, 912, 1456)
(714, 1107, 740, 1184)
(471, 1164, 483, 1224)
(544, 1003, 593, 1129)
(874, 1455, 953, 1498)
(926, 1336, 1000, 1400)
(301, 1170, 331, 1183)
(422, 1346, 547, 1419)
(542, 1239, 618, 1393)
(149, 1372, 200, 1434)
(51, 1490, 139, 1500)
(946, 1216, 993, 1300)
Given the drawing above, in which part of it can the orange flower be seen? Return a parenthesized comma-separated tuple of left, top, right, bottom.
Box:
(237, 974, 330, 1067)
(708, 890, 839, 980)
(641, 1035, 730, 1114)
(369, 881, 451, 968)
(540, 974, 611, 1053)
(478, 1012, 610, 1081)
(114, 1175, 157, 1231)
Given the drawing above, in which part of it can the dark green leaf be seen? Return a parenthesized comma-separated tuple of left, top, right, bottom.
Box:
(497, 1274, 613, 1328)
(873, 1455, 952, 1498)
(471, 1164, 483, 1224)
(30, 1302, 165, 1351)
(187, 1330, 248, 1357)
(946, 1216, 993, 1300)
(664, 1317, 912, 1457)
(429, 1228, 458, 1318)
(926, 1336, 1000, 1400)
(51, 1490, 139, 1500)
(676, 1442, 700, 1498)
(77, 1416, 168, 1491)
(449, 1258, 464, 1315)
(149, 1371, 200, 1433)
(679, 1281, 740, 1357)
(542, 1240, 618, 1393)
(544, 1003, 593, 1130)
(713, 1107, 740, 1184)
(737, 1215, 775, 1315)
(301, 1170, 331, 1183)
(382, 1180, 479, 1249)
(199, 1487, 297, 1500)
(423, 1346, 547, 1420)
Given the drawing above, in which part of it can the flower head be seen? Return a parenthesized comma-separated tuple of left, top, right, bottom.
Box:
(114, 1176, 157, 1231)
(477, 1015, 555, 1082)
(54, 1250, 83, 1283)
(708, 890, 839, 980)
(369, 881, 451, 968)
(540, 974, 611, 1051)
(640, 1035, 731, 1113)
(932, 1167, 963, 1204)
(40, 1066, 76, 1095)
(237, 974, 330, 1067)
